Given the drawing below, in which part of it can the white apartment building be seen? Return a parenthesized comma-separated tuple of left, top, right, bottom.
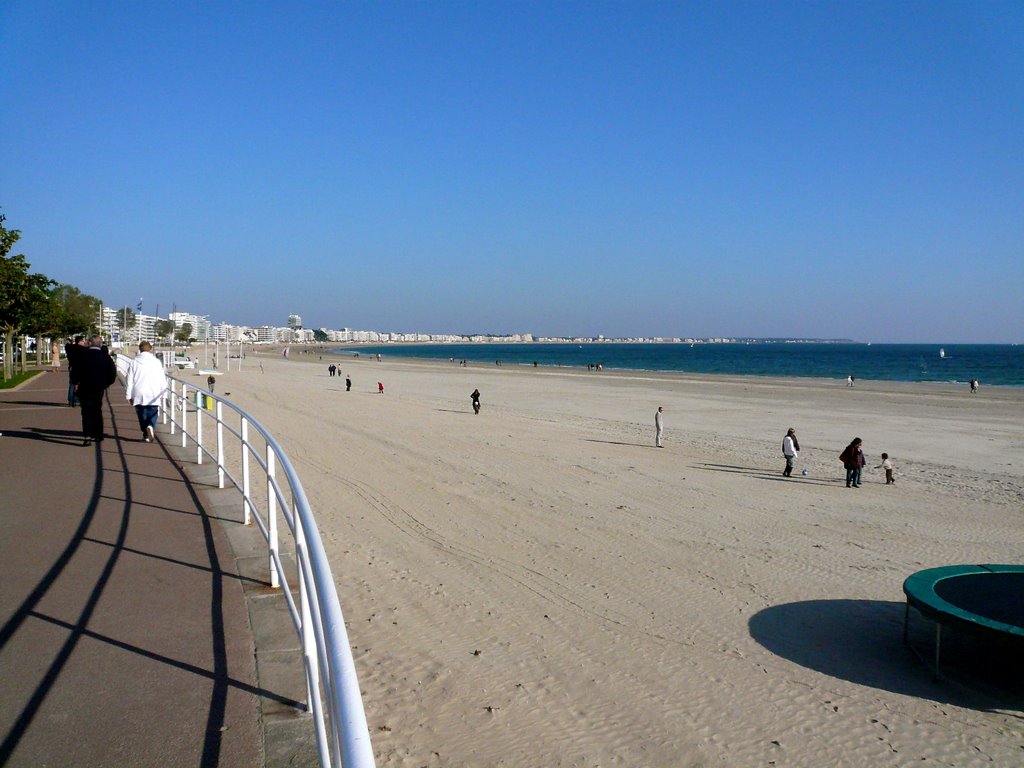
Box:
(288, 314, 302, 330)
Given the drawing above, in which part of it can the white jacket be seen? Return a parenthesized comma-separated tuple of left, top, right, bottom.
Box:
(782, 435, 798, 458)
(125, 351, 167, 406)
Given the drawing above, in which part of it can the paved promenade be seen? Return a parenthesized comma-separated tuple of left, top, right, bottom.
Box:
(0, 370, 310, 766)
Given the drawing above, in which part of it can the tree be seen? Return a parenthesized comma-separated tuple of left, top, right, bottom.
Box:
(0, 210, 54, 378)
(154, 319, 174, 341)
(175, 322, 192, 344)
(52, 284, 101, 337)
(313, 329, 329, 342)
(115, 307, 136, 340)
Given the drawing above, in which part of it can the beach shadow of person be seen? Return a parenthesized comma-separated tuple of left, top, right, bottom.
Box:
(584, 438, 657, 449)
(748, 599, 1023, 711)
(697, 463, 835, 485)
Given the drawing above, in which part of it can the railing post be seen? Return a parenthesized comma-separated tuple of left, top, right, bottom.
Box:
(267, 448, 280, 589)
(216, 400, 225, 489)
(241, 417, 251, 525)
(169, 380, 176, 433)
(181, 385, 189, 448)
(196, 392, 204, 465)
(296, 508, 321, 709)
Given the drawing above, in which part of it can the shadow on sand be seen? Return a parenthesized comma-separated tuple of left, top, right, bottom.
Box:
(748, 599, 1023, 712)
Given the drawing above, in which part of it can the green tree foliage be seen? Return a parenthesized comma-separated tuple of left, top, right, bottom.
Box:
(175, 322, 193, 343)
(52, 284, 101, 337)
(115, 307, 137, 334)
(154, 318, 174, 340)
(313, 329, 329, 342)
(1, 210, 55, 378)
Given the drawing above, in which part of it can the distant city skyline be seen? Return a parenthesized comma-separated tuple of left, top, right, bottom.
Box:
(3, 2, 1022, 343)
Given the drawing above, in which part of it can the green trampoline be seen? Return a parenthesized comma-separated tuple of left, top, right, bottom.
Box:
(902, 564, 1024, 677)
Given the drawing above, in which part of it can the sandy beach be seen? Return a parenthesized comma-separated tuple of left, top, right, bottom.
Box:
(198, 349, 1022, 767)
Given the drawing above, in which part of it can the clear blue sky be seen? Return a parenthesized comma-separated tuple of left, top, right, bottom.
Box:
(2, 1, 1022, 342)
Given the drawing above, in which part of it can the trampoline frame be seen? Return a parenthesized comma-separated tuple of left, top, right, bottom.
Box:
(902, 564, 1024, 679)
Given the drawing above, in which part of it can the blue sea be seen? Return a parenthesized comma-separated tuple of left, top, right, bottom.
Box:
(345, 343, 1024, 386)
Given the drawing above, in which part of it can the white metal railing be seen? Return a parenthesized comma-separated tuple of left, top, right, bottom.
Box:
(116, 355, 375, 768)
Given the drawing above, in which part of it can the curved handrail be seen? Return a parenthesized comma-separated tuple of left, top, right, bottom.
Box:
(116, 354, 375, 767)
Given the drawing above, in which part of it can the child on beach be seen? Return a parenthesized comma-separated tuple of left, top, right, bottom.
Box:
(876, 453, 895, 484)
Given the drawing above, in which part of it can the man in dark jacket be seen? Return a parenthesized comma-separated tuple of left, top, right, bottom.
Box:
(71, 335, 117, 445)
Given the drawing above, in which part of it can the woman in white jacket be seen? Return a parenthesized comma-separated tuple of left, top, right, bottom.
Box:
(125, 341, 168, 442)
(782, 427, 800, 478)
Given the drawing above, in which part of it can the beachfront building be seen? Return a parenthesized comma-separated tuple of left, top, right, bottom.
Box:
(209, 322, 245, 342)
(288, 314, 302, 330)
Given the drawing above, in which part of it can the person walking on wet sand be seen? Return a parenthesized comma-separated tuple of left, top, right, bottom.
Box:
(471, 388, 481, 414)
(655, 407, 664, 448)
(782, 427, 799, 477)
(840, 437, 865, 488)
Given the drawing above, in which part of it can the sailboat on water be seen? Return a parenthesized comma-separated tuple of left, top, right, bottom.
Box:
(939, 347, 945, 359)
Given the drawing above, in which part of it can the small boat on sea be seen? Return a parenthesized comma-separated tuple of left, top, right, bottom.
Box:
(939, 348, 945, 359)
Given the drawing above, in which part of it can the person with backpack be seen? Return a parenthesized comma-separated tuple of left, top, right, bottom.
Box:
(839, 437, 865, 488)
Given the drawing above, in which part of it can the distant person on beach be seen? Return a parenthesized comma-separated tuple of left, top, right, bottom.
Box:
(875, 452, 895, 484)
(72, 335, 116, 446)
(782, 427, 800, 477)
(839, 437, 865, 488)
(346, 375, 352, 391)
(125, 341, 167, 443)
(970, 378, 979, 394)
(846, 375, 854, 387)
(471, 388, 481, 414)
(655, 407, 664, 448)
(378, 381, 384, 394)
(207, 375, 216, 393)
(328, 364, 336, 377)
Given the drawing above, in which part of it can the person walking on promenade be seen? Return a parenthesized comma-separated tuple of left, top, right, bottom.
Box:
(125, 340, 167, 443)
(839, 437, 865, 488)
(655, 407, 664, 448)
(50, 340, 61, 372)
(782, 427, 800, 477)
(471, 388, 481, 414)
(346, 375, 352, 391)
(64, 336, 85, 406)
(72, 334, 116, 445)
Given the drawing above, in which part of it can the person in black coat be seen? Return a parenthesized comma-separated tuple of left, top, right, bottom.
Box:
(71, 335, 117, 445)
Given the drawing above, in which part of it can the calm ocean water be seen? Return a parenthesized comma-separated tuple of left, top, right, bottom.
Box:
(346, 343, 1024, 386)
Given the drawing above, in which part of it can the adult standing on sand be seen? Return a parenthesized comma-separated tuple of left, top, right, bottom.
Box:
(471, 388, 481, 414)
(782, 427, 799, 477)
(655, 407, 664, 448)
(840, 437, 865, 488)
(346, 375, 352, 391)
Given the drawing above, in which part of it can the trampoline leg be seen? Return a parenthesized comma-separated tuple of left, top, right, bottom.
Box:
(903, 601, 909, 644)
(933, 623, 941, 680)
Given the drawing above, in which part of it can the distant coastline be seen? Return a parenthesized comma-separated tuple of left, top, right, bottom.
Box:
(333, 342, 1024, 387)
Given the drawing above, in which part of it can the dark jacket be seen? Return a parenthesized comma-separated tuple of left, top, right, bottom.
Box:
(839, 443, 865, 468)
(72, 347, 117, 394)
